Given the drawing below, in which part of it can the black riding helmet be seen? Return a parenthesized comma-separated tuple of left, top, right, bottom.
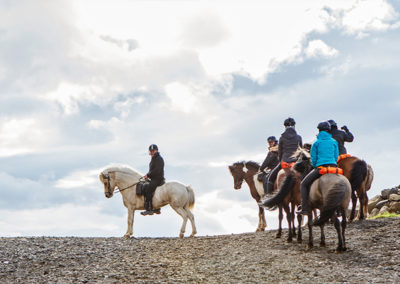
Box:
(284, 117, 296, 127)
(317, 121, 331, 132)
(328, 119, 338, 129)
(149, 144, 158, 151)
(267, 136, 277, 143)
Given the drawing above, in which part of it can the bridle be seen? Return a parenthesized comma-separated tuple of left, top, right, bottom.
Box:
(103, 172, 142, 195)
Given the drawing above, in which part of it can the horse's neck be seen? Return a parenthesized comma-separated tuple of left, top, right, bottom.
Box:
(244, 171, 257, 188)
(115, 171, 141, 187)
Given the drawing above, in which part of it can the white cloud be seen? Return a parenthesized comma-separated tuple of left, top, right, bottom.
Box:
(305, 40, 338, 58)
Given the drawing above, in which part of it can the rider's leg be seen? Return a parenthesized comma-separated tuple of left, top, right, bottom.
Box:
(265, 164, 281, 196)
(297, 168, 321, 215)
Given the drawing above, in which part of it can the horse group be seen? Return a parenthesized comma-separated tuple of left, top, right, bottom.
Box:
(228, 148, 373, 252)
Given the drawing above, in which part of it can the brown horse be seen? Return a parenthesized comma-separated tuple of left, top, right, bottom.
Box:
(293, 148, 351, 252)
(260, 165, 302, 242)
(337, 155, 374, 221)
(228, 161, 267, 231)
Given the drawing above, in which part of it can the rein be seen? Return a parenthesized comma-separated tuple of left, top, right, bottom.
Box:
(115, 181, 141, 194)
(103, 172, 143, 195)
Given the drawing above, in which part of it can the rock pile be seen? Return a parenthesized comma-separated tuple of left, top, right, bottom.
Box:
(368, 185, 400, 217)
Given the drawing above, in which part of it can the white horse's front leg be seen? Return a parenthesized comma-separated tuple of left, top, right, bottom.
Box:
(123, 208, 135, 239)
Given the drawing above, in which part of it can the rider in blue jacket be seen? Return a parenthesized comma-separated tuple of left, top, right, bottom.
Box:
(296, 121, 339, 215)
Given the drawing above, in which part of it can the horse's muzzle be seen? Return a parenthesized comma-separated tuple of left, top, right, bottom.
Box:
(105, 192, 113, 198)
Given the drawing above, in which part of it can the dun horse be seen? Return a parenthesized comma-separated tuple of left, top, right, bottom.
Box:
(228, 161, 267, 232)
(292, 149, 351, 252)
(99, 166, 197, 239)
(337, 155, 374, 221)
(260, 165, 302, 242)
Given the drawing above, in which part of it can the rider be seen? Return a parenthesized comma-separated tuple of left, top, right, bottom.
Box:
(265, 117, 302, 198)
(260, 136, 279, 190)
(328, 119, 354, 155)
(141, 144, 165, 216)
(296, 121, 339, 215)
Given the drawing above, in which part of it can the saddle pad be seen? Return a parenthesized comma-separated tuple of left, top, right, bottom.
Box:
(136, 181, 149, 196)
(337, 154, 351, 163)
(318, 166, 343, 175)
(281, 162, 295, 169)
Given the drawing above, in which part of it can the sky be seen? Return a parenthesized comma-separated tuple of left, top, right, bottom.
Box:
(1, 0, 400, 238)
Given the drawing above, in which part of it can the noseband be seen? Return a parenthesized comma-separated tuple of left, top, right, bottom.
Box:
(103, 172, 142, 195)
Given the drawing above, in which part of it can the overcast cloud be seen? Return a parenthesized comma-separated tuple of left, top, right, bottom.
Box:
(1, 0, 400, 238)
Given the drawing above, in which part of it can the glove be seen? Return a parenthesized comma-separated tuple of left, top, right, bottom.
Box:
(341, 125, 349, 132)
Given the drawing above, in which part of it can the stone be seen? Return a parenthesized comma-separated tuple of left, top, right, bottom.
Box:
(368, 195, 382, 213)
(379, 205, 389, 215)
(389, 202, 400, 213)
(389, 194, 400, 202)
(375, 200, 389, 210)
(369, 208, 379, 217)
(381, 188, 399, 199)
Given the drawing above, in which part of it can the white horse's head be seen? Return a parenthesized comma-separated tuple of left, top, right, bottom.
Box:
(99, 171, 117, 198)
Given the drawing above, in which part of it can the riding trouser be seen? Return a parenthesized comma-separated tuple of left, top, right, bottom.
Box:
(266, 164, 281, 194)
(144, 178, 163, 210)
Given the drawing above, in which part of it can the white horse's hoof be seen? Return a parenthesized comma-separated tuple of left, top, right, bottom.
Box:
(123, 235, 131, 239)
(190, 231, 197, 237)
(179, 233, 184, 239)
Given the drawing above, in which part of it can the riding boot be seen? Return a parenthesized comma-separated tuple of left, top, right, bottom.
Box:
(264, 181, 274, 197)
(141, 200, 154, 216)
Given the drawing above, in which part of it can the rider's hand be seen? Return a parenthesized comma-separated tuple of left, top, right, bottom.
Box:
(143, 175, 148, 180)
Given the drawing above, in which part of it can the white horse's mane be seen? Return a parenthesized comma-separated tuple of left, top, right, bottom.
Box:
(292, 147, 310, 159)
(102, 164, 143, 176)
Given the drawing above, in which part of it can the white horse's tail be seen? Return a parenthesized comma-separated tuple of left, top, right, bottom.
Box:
(186, 185, 195, 210)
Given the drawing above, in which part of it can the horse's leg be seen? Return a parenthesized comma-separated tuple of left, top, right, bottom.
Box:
(297, 212, 302, 243)
(357, 189, 365, 220)
(283, 204, 292, 242)
(276, 205, 283, 238)
(291, 202, 296, 237)
(261, 206, 267, 230)
(185, 207, 197, 237)
(257, 206, 265, 232)
(349, 190, 357, 222)
(319, 224, 326, 247)
(341, 208, 348, 251)
(363, 192, 369, 218)
(307, 213, 313, 249)
(172, 206, 188, 238)
(333, 214, 344, 252)
(123, 208, 135, 239)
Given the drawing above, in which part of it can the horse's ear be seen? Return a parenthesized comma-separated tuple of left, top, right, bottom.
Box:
(99, 172, 106, 181)
(228, 165, 233, 172)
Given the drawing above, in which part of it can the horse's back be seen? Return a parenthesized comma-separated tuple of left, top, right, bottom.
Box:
(310, 174, 351, 208)
(154, 180, 192, 206)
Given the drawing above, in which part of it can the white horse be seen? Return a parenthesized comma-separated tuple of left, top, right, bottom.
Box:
(99, 166, 197, 239)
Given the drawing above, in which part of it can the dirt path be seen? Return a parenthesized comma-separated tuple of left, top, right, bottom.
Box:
(1, 217, 399, 283)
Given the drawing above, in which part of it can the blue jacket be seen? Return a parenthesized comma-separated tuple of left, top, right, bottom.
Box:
(310, 131, 339, 168)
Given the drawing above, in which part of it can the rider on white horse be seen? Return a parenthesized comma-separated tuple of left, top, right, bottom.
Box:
(141, 144, 165, 216)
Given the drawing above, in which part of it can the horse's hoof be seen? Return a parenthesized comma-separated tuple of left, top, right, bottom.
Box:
(275, 233, 282, 239)
(179, 233, 184, 239)
(286, 238, 293, 243)
(297, 239, 302, 244)
(307, 243, 313, 249)
(123, 235, 131, 239)
(320, 242, 326, 247)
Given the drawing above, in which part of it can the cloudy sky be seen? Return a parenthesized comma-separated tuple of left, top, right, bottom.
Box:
(1, 0, 400, 238)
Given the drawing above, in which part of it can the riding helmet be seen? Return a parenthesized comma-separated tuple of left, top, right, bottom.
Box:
(284, 117, 296, 127)
(149, 144, 158, 151)
(317, 121, 331, 132)
(328, 119, 337, 127)
(267, 136, 277, 143)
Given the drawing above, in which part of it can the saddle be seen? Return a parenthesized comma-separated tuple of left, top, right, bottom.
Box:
(136, 179, 166, 196)
(257, 169, 271, 182)
(337, 154, 351, 163)
(318, 166, 344, 175)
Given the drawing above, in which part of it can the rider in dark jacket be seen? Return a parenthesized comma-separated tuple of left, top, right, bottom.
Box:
(260, 136, 279, 191)
(328, 120, 354, 155)
(141, 144, 165, 216)
(265, 118, 302, 197)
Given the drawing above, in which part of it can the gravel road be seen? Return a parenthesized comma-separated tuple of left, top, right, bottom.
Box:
(1, 217, 399, 283)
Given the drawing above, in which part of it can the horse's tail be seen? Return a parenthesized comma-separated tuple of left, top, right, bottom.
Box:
(260, 174, 296, 208)
(349, 160, 368, 192)
(186, 185, 195, 210)
(365, 164, 374, 191)
(313, 179, 347, 226)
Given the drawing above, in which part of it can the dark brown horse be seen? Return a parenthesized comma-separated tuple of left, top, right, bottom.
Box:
(293, 148, 351, 252)
(228, 161, 267, 231)
(260, 165, 303, 242)
(337, 155, 374, 221)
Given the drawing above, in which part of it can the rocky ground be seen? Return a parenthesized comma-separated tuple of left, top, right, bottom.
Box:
(1, 217, 399, 283)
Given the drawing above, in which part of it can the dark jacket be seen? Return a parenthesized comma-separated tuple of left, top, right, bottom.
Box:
(147, 152, 165, 181)
(310, 131, 339, 168)
(278, 127, 303, 163)
(331, 128, 354, 155)
(260, 145, 279, 172)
